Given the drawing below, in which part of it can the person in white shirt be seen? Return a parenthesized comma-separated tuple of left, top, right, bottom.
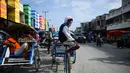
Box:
(59, 16, 80, 53)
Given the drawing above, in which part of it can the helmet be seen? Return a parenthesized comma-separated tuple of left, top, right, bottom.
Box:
(64, 16, 73, 23)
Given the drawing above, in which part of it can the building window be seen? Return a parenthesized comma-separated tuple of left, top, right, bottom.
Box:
(97, 21, 100, 26)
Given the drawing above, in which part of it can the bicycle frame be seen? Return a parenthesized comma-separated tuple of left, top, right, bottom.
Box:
(64, 45, 71, 73)
(52, 39, 75, 73)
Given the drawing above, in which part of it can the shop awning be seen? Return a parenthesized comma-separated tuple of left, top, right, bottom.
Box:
(108, 30, 130, 37)
(0, 17, 38, 34)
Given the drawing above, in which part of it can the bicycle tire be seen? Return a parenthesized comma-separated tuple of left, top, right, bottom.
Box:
(71, 51, 76, 64)
(67, 53, 71, 73)
(34, 48, 40, 72)
(65, 53, 68, 73)
(52, 55, 56, 64)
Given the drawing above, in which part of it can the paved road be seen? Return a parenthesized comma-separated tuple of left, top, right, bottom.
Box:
(4, 43, 130, 73)
(72, 43, 130, 73)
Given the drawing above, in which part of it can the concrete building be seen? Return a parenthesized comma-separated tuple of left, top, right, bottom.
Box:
(80, 22, 86, 34)
(88, 14, 107, 36)
(106, 3, 130, 31)
(75, 27, 82, 34)
(80, 22, 91, 36)
(122, 0, 130, 6)
(88, 14, 107, 31)
(78, 14, 107, 37)
(95, 14, 107, 31)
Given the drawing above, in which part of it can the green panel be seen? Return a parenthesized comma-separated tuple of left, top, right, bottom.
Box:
(25, 18, 31, 20)
(25, 21, 31, 22)
(25, 20, 31, 22)
(24, 11, 31, 14)
(24, 9, 31, 11)
(24, 8, 31, 10)
(23, 5, 31, 10)
(24, 10, 31, 12)
(25, 22, 31, 25)
(25, 20, 30, 22)
(25, 17, 31, 19)
(25, 16, 31, 19)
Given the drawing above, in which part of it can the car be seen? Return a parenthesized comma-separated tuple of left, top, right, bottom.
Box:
(75, 33, 86, 43)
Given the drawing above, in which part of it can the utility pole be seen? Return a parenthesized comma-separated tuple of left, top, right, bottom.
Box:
(42, 11, 49, 31)
(42, 11, 49, 23)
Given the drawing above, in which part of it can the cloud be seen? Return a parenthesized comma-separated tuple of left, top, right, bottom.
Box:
(32, 0, 45, 4)
(107, 0, 121, 9)
(53, 0, 72, 8)
(70, 0, 121, 30)
(22, 0, 121, 30)
(72, 0, 95, 22)
(72, 0, 121, 22)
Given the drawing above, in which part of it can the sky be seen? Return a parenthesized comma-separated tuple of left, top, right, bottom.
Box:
(21, 0, 121, 31)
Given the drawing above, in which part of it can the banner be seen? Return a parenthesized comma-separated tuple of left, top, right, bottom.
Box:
(45, 20, 49, 31)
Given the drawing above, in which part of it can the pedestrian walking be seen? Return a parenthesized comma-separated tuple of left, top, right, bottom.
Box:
(96, 34, 101, 47)
(46, 28, 53, 54)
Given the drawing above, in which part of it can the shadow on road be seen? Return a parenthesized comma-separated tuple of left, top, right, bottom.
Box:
(87, 43, 130, 66)
(88, 57, 130, 66)
(87, 43, 130, 57)
(39, 48, 48, 57)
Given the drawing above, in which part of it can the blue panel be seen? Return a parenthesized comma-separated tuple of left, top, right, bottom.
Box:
(31, 10, 36, 12)
(56, 50, 65, 54)
(31, 13, 37, 16)
(29, 44, 34, 64)
(10, 54, 23, 57)
(0, 47, 7, 64)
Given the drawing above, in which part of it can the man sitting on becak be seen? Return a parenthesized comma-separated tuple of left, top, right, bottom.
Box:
(3, 36, 29, 58)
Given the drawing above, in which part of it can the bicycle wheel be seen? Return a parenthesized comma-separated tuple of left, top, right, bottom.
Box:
(65, 53, 68, 73)
(52, 46, 56, 64)
(34, 48, 40, 72)
(52, 54, 56, 64)
(71, 51, 76, 64)
(65, 52, 71, 73)
(67, 53, 71, 73)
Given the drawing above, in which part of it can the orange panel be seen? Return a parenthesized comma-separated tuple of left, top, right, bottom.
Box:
(0, 2, 6, 9)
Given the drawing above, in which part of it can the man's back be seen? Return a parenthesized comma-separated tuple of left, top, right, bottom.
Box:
(59, 23, 67, 43)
